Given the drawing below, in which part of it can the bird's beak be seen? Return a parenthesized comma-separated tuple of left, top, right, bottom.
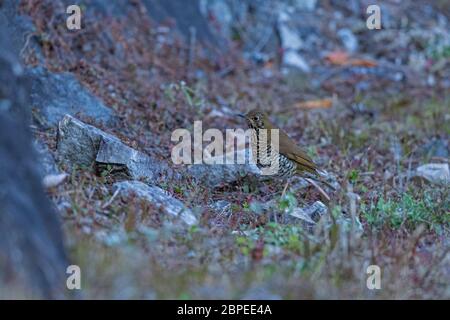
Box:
(235, 113, 246, 119)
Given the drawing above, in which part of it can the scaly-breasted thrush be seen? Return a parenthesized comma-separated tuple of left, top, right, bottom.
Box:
(238, 109, 334, 190)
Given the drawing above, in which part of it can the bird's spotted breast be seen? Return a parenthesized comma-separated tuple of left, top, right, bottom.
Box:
(250, 128, 297, 178)
(277, 154, 297, 178)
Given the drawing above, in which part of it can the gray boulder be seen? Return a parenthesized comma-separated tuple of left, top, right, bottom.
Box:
(57, 114, 169, 182)
(0, 3, 32, 123)
(76, 0, 222, 46)
(186, 147, 260, 187)
(33, 140, 60, 177)
(143, 0, 220, 46)
(0, 19, 68, 298)
(28, 67, 115, 127)
(0, 0, 43, 63)
(114, 181, 197, 226)
(187, 162, 258, 188)
(0, 114, 68, 298)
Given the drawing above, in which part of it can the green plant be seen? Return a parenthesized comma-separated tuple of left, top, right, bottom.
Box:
(262, 223, 304, 252)
(278, 192, 297, 213)
(362, 191, 449, 231)
(235, 235, 254, 256)
(347, 169, 360, 184)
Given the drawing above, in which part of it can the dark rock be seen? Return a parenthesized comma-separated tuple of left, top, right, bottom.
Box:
(418, 138, 449, 159)
(0, 114, 68, 298)
(0, 24, 68, 298)
(0, 0, 43, 63)
(143, 0, 220, 46)
(59, 0, 224, 47)
(28, 67, 115, 127)
(1, 1, 114, 127)
(33, 140, 60, 177)
(0, 7, 31, 122)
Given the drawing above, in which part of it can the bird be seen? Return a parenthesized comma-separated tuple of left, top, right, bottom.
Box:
(237, 109, 336, 194)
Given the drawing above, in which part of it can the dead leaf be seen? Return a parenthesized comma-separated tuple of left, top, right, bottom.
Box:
(325, 50, 377, 67)
(325, 50, 349, 65)
(348, 58, 377, 67)
(294, 98, 333, 109)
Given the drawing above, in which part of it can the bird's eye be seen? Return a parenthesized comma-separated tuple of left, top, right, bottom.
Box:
(253, 116, 259, 121)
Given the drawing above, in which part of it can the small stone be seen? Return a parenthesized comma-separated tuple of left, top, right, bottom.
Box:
(287, 201, 328, 225)
(303, 200, 328, 221)
(278, 12, 303, 51)
(43, 173, 68, 189)
(414, 163, 450, 186)
(337, 28, 358, 53)
(210, 200, 232, 216)
(282, 51, 311, 73)
(293, 0, 317, 11)
(277, 9, 310, 73)
(289, 207, 316, 224)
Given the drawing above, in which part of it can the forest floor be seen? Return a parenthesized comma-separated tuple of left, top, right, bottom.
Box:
(20, 0, 449, 298)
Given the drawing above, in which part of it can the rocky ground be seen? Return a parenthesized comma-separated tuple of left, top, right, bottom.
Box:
(1, 0, 449, 298)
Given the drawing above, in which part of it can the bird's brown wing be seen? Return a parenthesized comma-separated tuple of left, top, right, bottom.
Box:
(278, 129, 318, 174)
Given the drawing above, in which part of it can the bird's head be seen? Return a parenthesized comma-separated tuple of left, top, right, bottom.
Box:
(237, 110, 272, 129)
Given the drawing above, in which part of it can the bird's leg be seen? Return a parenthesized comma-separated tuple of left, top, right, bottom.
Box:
(280, 181, 290, 224)
(281, 181, 289, 198)
(304, 177, 331, 203)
